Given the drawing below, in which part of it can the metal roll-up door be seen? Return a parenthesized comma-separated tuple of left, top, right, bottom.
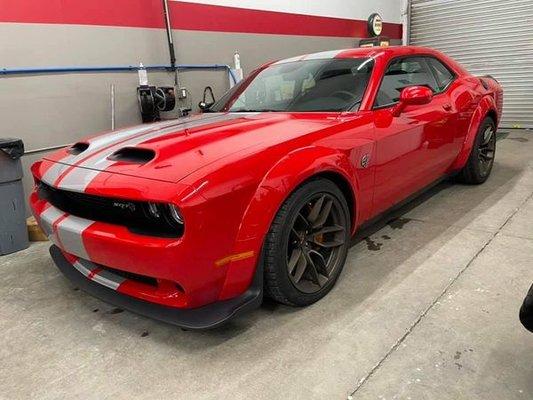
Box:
(409, 0, 533, 128)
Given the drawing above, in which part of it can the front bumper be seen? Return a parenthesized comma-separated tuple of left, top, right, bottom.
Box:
(50, 245, 263, 330)
(30, 159, 264, 311)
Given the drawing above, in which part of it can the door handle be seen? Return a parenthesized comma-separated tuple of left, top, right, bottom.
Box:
(442, 103, 452, 111)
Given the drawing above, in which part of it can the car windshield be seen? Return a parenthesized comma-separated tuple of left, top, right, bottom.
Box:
(209, 57, 374, 113)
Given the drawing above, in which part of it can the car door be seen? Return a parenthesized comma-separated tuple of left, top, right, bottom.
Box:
(371, 56, 457, 216)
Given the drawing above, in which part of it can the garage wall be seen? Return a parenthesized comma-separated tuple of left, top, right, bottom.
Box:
(0, 0, 402, 200)
(409, 0, 533, 129)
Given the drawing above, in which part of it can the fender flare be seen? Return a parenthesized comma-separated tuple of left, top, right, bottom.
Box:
(218, 146, 359, 299)
(451, 95, 498, 171)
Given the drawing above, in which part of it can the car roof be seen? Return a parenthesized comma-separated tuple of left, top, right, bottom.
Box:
(273, 46, 444, 65)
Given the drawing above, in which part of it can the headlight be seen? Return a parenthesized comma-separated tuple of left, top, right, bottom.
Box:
(143, 202, 184, 232)
(168, 205, 184, 225)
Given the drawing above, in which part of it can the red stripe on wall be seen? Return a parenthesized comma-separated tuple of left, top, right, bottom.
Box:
(173, 2, 402, 38)
(1, 0, 402, 39)
(1, 0, 165, 29)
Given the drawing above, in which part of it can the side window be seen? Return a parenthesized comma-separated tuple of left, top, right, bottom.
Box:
(374, 57, 438, 108)
(426, 58, 455, 92)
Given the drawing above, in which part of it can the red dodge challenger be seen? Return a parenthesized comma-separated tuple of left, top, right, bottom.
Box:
(30, 46, 502, 329)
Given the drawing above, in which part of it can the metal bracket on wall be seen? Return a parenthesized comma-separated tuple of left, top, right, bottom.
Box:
(24, 144, 71, 156)
(0, 64, 239, 86)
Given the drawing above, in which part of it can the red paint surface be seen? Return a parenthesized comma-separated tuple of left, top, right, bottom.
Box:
(30, 46, 501, 311)
(1, 0, 402, 38)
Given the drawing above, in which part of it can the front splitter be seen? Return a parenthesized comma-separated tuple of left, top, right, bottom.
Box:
(49, 245, 263, 330)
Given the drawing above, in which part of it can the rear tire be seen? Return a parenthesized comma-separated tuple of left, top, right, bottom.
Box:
(263, 178, 350, 306)
(457, 117, 496, 184)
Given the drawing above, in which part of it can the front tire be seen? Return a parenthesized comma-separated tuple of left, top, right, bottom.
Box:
(263, 178, 350, 306)
(457, 117, 496, 184)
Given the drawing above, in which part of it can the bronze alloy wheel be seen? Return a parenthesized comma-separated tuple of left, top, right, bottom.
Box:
(285, 193, 346, 294)
(264, 178, 350, 306)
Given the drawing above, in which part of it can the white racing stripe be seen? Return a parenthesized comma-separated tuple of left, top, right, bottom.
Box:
(40, 155, 78, 187)
(66, 117, 207, 163)
(56, 168, 102, 193)
(74, 113, 243, 170)
(40, 122, 166, 186)
(91, 269, 126, 290)
(60, 116, 210, 166)
(39, 206, 65, 237)
(72, 259, 94, 278)
(73, 258, 126, 291)
(41, 114, 231, 188)
(68, 113, 229, 167)
(55, 215, 95, 260)
(56, 113, 251, 193)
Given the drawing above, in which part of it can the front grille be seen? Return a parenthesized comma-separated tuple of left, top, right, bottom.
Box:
(38, 182, 183, 238)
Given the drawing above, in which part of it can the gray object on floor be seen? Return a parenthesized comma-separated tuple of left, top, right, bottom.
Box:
(0, 138, 29, 255)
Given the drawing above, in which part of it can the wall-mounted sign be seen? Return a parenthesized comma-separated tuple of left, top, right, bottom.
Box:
(367, 13, 383, 37)
(359, 37, 390, 48)
(359, 13, 389, 47)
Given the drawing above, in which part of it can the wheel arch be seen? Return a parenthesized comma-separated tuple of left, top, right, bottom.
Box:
(217, 146, 359, 300)
(451, 95, 499, 171)
(304, 170, 356, 232)
(238, 146, 359, 243)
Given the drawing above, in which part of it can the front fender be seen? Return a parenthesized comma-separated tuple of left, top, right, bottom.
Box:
(218, 146, 359, 300)
(451, 95, 498, 171)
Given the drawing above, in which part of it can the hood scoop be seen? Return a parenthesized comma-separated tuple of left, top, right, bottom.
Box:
(68, 142, 89, 155)
(108, 147, 155, 164)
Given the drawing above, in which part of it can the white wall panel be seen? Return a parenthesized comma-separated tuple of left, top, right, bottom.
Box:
(180, 0, 402, 23)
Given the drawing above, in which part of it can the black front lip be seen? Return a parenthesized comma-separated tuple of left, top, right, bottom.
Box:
(49, 245, 263, 330)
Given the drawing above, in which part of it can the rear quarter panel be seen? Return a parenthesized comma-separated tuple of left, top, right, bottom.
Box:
(451, 76, 501, 171)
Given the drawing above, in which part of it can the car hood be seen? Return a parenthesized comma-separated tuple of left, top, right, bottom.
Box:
(44, 112, 347, 184)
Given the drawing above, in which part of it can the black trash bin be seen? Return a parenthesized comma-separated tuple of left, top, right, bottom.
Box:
(0, 138, 29, 255)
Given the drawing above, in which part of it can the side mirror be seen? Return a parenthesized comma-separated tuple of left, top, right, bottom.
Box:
(198, 86, 216, 111)
(392, 86, 433, 116)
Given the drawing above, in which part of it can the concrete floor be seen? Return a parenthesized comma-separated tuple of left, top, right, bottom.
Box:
(1, 130, 532, 400)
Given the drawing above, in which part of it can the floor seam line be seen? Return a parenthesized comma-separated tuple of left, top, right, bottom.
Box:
(347, 190, 533, 399)
(497, 232, 533, 242)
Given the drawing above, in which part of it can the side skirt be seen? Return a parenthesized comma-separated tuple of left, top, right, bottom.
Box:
(353, 173, 455, 242)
